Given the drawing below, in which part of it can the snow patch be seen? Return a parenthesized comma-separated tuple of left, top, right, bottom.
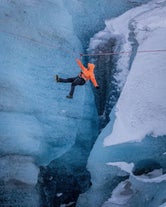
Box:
(104, 3, 166, 146)
(102, 180, 133, 206)
(107, 162, 134, 174)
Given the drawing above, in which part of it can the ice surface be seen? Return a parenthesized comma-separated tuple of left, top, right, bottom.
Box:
(0, 0, 85, 167)
(1, 0, 141, 172)
(102, 180, 133, 206)
(77, 0, 166, 207)
(159, 203, 166, 207)
(0, 0, 162, 206)
(104, 2, 166, 146)
(107, 162, 134, 174)
(0, 155, 40, 207)
(0, 0, 98, 206)
(0, 155, 39, 185)
(102, 169, 166, 207)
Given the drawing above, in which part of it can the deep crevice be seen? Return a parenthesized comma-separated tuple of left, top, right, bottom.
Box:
(88, 36, 124, 130)
(133, 159, 161, 176)
(37, 1, 153, 206)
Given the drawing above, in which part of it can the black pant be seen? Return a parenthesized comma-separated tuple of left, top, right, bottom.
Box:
(59, 76, 86, 96)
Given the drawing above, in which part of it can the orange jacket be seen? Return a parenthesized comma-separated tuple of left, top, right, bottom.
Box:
(76, 59, 99, 87)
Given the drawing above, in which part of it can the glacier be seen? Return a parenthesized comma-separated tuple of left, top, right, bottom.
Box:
(77, 0, 166, 207)
(0, 0, 166, 207)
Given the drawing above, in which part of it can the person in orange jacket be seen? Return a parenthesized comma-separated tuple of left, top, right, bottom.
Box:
(55, 59, 99, 98)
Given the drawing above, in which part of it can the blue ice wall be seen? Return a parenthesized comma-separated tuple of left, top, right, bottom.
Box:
(0, 0, 84, 164)
(77, 107, 166, 207)
(77, 0, 166, 206)
(0, 1, 96, 206)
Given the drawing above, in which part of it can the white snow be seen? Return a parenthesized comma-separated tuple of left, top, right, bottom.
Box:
(135, 169, 166, 183)
(107, 161, 166, 182)
(102, 163, 165, 207)
(102, 169, 166, 207)
(104, 0, 166, 146)
(56, 193, 63, 197)
(159, 202, 166, 207)
(60, 202, 75, 207)
(102, 180, 133, 206)
(107, 162, 134, 174)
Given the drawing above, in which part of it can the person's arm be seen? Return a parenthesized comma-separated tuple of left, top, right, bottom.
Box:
(90, 73, 99, 88)
(76, 59, 86, 72)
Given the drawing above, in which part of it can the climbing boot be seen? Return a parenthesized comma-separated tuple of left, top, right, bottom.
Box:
(55, 75, 59, 82)
(66, 95, 73, 99)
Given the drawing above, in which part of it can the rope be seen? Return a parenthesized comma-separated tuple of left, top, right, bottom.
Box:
(1, 29, 166, 58)
(0, 29, 75, 55)
(80, 49, 166, 57)
(0, 29, 60, 49)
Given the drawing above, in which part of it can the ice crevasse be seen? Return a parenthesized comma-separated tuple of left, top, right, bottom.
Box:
(0, 0, 166, 206)
(0, 0, 142, 206)
(77, 0, 166, 207)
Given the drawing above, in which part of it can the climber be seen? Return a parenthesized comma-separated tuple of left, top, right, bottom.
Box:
(55, 59, 99, 99)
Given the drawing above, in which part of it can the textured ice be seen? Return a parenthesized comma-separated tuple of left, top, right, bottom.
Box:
(0, 1, 96, 206)
(104, 2, 166, 146)
(107, 162, 134, 174)
(0, 155, 39, 185)
(77, 1, 166, 207)
(0, 155, 40, 207)
(0, 0, 141, 168)
(0, 0, 163, 206)
(0, 0, 85, 167)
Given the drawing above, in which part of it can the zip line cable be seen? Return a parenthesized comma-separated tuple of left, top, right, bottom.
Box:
(80, 49, 166, 57)
(0, 30, 76, 56)
(0, 30, 62, 49)
(1, 30, 166, 58)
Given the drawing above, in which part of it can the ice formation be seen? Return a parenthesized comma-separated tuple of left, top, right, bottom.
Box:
(1, 0, 165, 206)
(77, 1, 166, 207)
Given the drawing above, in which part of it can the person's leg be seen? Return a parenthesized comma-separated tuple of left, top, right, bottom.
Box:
(68, 77, 85, 98)
(58, 77, 77, 83)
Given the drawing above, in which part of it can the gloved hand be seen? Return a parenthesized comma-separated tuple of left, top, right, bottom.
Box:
(96, 86, 100, 89)
(76, 58, 81, 63)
